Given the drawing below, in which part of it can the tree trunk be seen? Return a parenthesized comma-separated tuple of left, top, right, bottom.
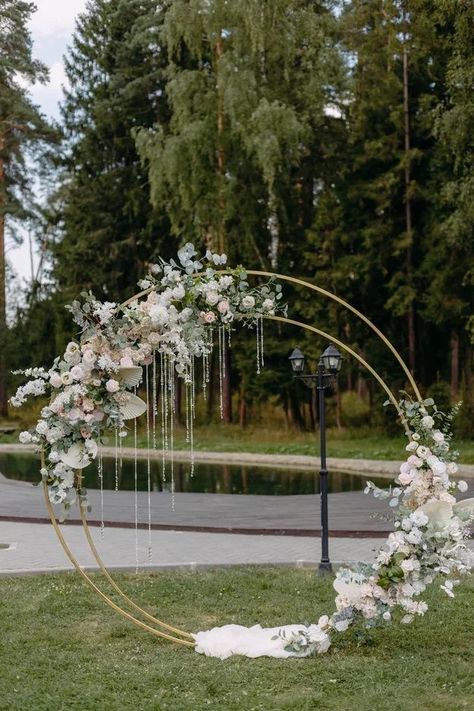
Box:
(0, 143, 8, 418)
(239, 378, 247, 428)
(403, 14, 416, 375)
(450, 331, 460, 402)
(214, 36, 232, 421)
(289, 389, 305, 430)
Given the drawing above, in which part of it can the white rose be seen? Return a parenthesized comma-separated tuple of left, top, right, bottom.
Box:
(217, 299, 229, 314)
(66, 342, 80, 356)
(241, 295, 255, 310)
(412, 432, 420, 441)
(262, 298, 274, 311)
(61, 372, 73, 385)
(382, 611, 391, 621)
(416, 445, 430, 459)
(406, 441, 418, 452)
(432, 430, 445, 443)
(19, 431, 33, 444)
(421, 415, 435, 429)
(35, 420, 49, 435)
(447, 462, 458, 475)
(457, 480, 468, 493)
(205, 290, 219, 306)
(106, 379, 120, 393)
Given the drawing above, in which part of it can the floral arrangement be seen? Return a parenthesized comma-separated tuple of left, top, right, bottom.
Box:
(279, 397, 473, 656)
(10, 244, 285, 508)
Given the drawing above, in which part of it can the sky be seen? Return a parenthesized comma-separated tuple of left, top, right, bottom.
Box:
(9, 0, 88, 282)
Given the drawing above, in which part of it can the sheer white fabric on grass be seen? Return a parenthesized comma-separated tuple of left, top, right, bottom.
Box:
(193, 623, 330, 660)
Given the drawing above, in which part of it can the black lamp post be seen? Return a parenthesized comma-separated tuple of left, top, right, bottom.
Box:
(289, 343, 343, 573)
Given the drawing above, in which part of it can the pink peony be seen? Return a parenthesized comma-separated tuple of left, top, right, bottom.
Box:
(217, 299, 229, 314)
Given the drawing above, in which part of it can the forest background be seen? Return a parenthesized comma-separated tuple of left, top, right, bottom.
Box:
(1, 0, 473, 442)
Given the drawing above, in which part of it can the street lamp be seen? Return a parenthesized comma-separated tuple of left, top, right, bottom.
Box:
(289, 344, 343, 573)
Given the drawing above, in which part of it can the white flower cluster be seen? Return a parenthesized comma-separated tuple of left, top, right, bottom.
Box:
(9, 245, 285, 510)
(329, 398, 473, 638)
(282, 397, 473, 657)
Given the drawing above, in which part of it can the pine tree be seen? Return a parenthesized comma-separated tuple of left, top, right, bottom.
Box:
(0, 0, 51, 416)
(422, 1, 474, 407)
(54, 0, 170, 305)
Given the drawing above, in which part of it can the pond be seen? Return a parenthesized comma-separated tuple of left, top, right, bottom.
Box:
(0, 452, 389, 496)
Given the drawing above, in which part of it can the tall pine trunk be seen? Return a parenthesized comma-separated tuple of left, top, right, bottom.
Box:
(403, 9, 416, 375)
(0, 143, 8, 418)
(215, 36, 232, 422)
(450, 331, 460, 402)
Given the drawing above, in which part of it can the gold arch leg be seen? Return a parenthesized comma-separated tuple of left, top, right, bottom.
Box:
(43, 484, 194, 647)
(77, 494, 194, 640)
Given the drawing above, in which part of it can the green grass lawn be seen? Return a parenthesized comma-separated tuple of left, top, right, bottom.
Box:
(1, 567, 473, 710)
(1, 424, 474, 464)
(133, 424, 474, 463)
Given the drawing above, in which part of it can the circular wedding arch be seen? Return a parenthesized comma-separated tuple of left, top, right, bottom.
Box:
(42, 269, 423, 648)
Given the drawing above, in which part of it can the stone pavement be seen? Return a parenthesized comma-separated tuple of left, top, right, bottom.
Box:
(0, 520, 383, 575)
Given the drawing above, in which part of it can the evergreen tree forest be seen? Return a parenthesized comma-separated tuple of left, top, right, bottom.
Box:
(2, 0, 473, 435)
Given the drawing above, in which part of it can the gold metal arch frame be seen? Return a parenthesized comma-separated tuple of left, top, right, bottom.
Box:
(44, 271, 422, 646)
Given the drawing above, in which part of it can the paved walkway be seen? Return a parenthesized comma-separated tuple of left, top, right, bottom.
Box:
(0, 520, 383, 575)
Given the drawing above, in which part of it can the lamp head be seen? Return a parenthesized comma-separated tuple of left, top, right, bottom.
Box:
(289, 347, 305, 374)
(321, 343, 343, 374)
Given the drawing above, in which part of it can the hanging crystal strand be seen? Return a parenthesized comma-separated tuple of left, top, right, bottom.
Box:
(228, 326, 232, 349)
(202, 351, 207, 400)
(256, 316, 261, 375)
(98, 431, 105, 538)
(160, 351, 166, 484)
(190, 357, 195, 477)
(146, 363, 152, 561)
(114, 426, 119, 490)
(134, 408, 139, 574)
(185, 364, 190, 444)
(260, 316, 265, 368)
(152, 350, 158, 451)
(169, 356, 175, 511)
(218, 326, 224, 419)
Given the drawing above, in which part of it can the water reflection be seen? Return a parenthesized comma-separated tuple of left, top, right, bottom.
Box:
(0, 453, 389, 496)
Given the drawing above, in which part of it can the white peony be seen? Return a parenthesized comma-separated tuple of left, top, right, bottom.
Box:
(241, 295, 255, 310)
(457, 480, 468, 493)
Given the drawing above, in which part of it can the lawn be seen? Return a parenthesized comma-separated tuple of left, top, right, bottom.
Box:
(1, 567, 473, 710)
(133, 424, 473, 463)
(2, 424, 474, 463)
